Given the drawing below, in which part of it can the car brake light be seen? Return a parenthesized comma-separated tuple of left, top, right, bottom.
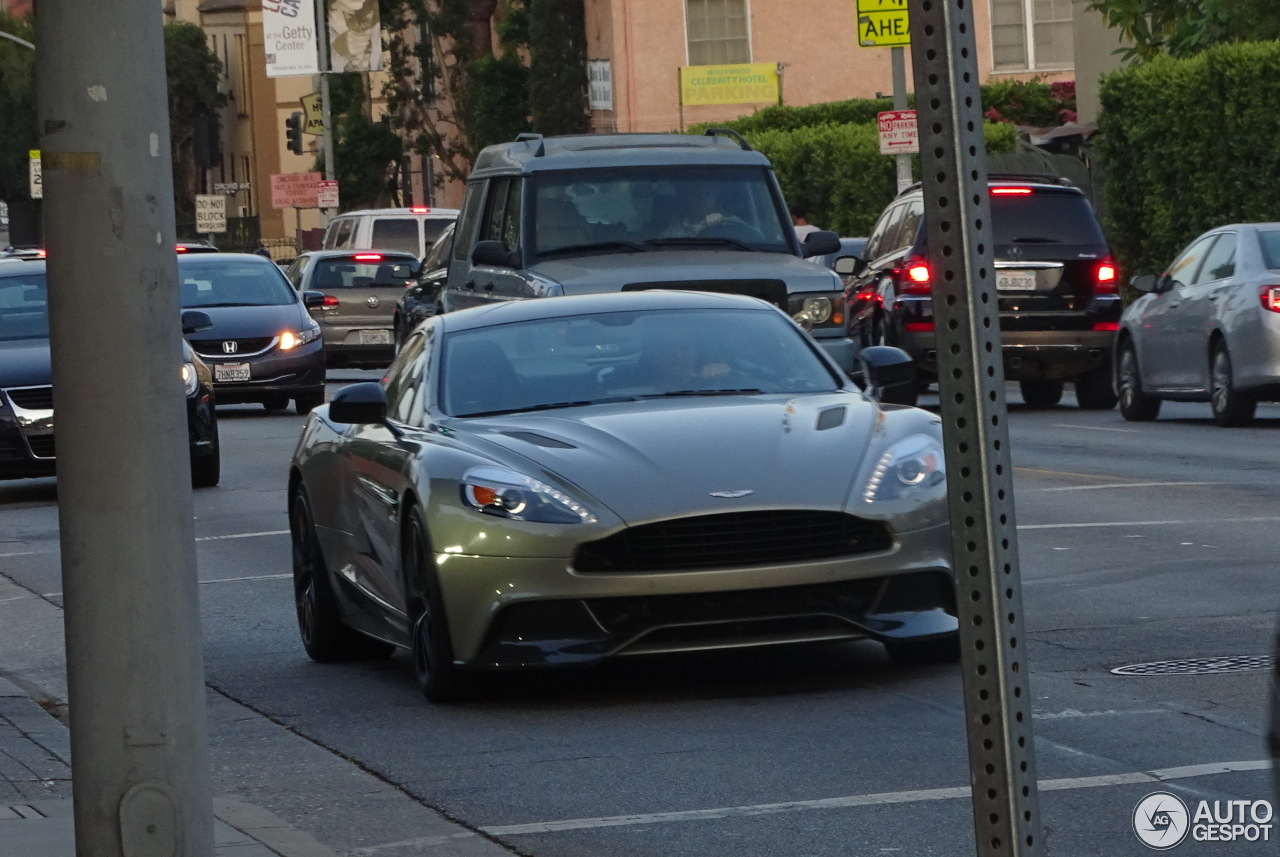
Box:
(1092, 322, 1119, 331)
(353, 253, 383, 261)
(1093, 260, 1118, 295)
(904, 322, 935, 332)
(176, 245, 188, 252)
(410, 207, 430, 213)
(900, 259, 931, 295)
(1261, 286, 1280, 313)
(321, 295, 340, 308)
(990, 186, 1033, 196)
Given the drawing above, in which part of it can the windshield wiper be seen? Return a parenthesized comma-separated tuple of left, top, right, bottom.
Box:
(644, 237, 755, 252)
(638, 388, 764, 398)
(460, 396, 641, 418)
(537, 241, 646, 259)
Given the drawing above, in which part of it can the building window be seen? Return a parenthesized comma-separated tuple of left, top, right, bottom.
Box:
(685, 0, 750, 66)
(991, 0, 1072, 71)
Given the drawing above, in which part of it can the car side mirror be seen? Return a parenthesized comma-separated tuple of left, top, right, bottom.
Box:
(856, 345, 917, 405)
(834, 255, 866, 276)
(302, 290, 326, 309)
(472, 240, 518, 269)
(801, 230, 842, 258)
(328, 382, 387, 425)
(181, 310, 213, 334)
(1129, 274, 1158, 293)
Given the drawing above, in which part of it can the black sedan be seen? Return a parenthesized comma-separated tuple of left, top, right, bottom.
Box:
(179, 253, 327, 414)
(394, 221, 454, 351)
(0, 261, 221, 487)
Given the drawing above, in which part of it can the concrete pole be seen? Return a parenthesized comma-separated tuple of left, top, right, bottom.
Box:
(317, 0, 337, 222)
(35, 3, 215, 856)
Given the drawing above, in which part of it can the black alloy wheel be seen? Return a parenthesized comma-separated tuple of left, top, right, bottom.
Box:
(290, 486, 393, 662)
(405, 508, 466, 703)
(885, 634, 961, 666)
(1074, 366, 1118, 411)
(1117, 343, 1160, 421)
(1019, 379, 1064, 409)
(1210, 344, 1256, 427)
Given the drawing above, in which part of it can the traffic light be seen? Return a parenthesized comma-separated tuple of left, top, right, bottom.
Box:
(285, 112, 303, 156)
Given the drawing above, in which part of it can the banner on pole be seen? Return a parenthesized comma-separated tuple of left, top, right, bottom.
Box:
(328, 0, 382, 72)
(262, 0, 320, 78)
(679, 63, 779, 107)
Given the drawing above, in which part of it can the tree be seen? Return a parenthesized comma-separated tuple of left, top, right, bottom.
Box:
(1087, 0, 1280, 60)
(164, 21, 227, 233)
(326, 73, 407, 209)
(0, 10, 36, 242)
(528, 0, 588, 136)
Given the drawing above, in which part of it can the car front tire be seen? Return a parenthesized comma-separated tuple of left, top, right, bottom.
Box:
(885, 634, 961, 666)
(405, 508, 467, 703)
(1019, 379, 1063, 409)
(190, 413, 220, 489)
(295, 392, 325, 415)
(1074, 366, 1118, 410)
(1210, 344, 1256, 427)
(1117, 343, 1160, 421)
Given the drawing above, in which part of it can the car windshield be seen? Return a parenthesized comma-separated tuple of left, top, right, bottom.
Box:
(1258, 229, 1280, 270)
(990, 191, 1107, 246)
(179, 259, 297, 307)
(309, 255, 417, 289)
(0, 271, 49, 342)
(441, 307, 840, 417)
(529, 166, 793, 259)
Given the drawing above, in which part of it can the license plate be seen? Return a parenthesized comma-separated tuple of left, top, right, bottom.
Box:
(359, 329, 392, 345)
(214, 362, 251, 382)
(996, 271, 1036, 291)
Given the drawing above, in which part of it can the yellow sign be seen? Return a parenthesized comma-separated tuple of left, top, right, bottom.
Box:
(857, 0, 910, 47)
(679, 63, 779, 107)
(300, 92, 324, 136)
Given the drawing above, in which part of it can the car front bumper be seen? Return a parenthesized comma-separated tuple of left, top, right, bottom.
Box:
(200, 340, 326, 404)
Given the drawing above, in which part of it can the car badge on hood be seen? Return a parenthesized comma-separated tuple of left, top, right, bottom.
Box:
(710, 490, 754, 499)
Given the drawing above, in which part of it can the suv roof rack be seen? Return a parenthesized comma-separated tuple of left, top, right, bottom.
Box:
(987, 172, 1075, 187)
(515, 132, 546, 156)
(703, 127, 752, 151)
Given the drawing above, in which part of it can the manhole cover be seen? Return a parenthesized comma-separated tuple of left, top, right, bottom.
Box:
(1110, 655, 1273, 676)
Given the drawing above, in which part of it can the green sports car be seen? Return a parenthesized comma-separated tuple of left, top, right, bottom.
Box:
(288, 290, 957, 702)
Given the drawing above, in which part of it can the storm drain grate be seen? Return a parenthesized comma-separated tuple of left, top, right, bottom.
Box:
(1110, 655, 1273, 676)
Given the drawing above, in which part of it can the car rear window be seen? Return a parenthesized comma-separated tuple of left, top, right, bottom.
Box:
(370, 219, 419, 254)
(1258, 230, 1280, 270)
(990, 190, 1107, 246)
(310, 255, 417, 289)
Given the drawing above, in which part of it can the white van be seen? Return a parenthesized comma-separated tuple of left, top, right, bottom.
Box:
(321, 207, 459, 260)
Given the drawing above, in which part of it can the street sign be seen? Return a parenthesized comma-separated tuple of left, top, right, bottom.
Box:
(195, 194, 227, 233)
(317, 179, 339, 209)
(301, 92, 324, 136)
(857, 0, 910, 47)
(270, 172, 323, 209)
(212, 181, 251, 194)
(877, 109, 919, 154)
(29, 150, 42, 200)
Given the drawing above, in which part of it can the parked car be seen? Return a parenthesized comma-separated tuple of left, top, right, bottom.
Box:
(288, 289, 956, 702)
(321, 207, 459, 260)
(1116, 223, 1280, 426)
(176, 240, 219, 254)
(0, 261, 221, 487)
(178, 253, 326, 414)
(437, 130, 854, 372)
(841, 176, 1121, 408)
(283, 249, 419, 367)
(393, 222, 455, 351)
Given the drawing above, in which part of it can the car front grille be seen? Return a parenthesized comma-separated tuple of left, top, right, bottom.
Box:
(573, 510, 894, 573)
(24, 435, 55, 459)
(190, 337, 275, 358)
(622, 279, 789, 311)
(5, 386, 54, 410)
(0, 438, 29, 462)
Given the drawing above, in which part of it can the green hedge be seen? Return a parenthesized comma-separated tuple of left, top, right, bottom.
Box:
(740, 121, 1018, 237)
(1097, 41, 1280, 275)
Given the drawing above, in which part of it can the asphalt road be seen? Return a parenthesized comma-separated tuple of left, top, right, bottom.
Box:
(2, 375, 1278, 856)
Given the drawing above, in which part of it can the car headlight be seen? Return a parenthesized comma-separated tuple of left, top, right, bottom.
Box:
(279, 324, 321, 351)
(461, 465, 598, 524)
(788, 294, 842, 331)
(862, 433, 945, 503)
(182, 362, 199, 396)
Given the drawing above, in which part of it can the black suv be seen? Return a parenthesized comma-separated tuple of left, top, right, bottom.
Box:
(842, 176, 1120, 408)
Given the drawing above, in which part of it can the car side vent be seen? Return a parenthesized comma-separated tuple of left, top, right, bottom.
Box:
(500, 431, 576, 449)
(815, 406, 846, 431)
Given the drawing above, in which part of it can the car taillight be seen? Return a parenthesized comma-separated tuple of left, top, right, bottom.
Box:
(1092, 322, 1119, 331)
(990, 186, 1033, 196)
(176, 245, 188, 253)
(1093, 260, 1118, 294)
(321, 295, 340, 308)
(900, 258, 931, 295)
(1261, 286, 1280, 313)
(353, 253, 383, 261)
(904, 322, 935, 332)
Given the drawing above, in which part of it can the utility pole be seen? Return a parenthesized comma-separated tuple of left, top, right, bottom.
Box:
(35, 2, 215, 856)
(316, 0, 337, 222)
(890, 46, 913, 194)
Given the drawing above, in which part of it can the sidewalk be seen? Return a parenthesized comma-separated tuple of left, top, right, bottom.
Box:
(1, 676, 342, 857)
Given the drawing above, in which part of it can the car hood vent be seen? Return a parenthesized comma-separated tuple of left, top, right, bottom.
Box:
(500, 431, 577, 449)
(815, 406, 846, 431)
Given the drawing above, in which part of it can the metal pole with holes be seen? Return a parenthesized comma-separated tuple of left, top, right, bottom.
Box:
(907, 0, 1045, 854)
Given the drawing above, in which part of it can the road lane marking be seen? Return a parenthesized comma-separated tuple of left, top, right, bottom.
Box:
(1033, 708, 1167, 720)
(1051, 423, 1140, 433)
(39, 572, 292, 598)
(1019, 516, 1280, 531)
(479, 760, 1271, 836)
(1039, 481, 1224, 492)
(0, 529, 289, 561)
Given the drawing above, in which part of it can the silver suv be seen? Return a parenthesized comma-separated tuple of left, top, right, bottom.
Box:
(440, 130, 855, 371)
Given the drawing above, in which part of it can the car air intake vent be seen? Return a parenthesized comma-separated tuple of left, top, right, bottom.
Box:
(622, 280, 788, 311)
(4, 386, 54, 410)
(190, 337, 275, 357)
(574, 510, 893, 573)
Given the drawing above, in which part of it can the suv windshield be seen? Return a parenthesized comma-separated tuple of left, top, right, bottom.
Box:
(0, 271, 48, 342)
(530, 166, 793, 258)
(991, 191, 1107, 246)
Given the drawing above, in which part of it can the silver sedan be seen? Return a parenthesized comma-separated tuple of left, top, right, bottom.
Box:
(288, 290, 957, 702)
(1116, 223, 1280, 426)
